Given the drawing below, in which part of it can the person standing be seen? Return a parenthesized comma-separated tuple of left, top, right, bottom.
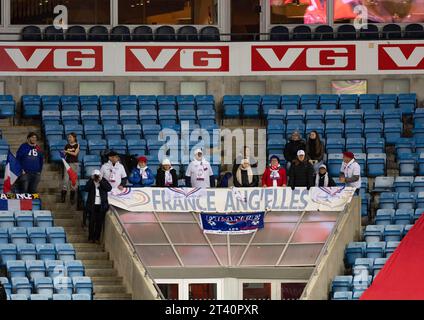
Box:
(339, 151, 362, 191)
(288, 150, 314, 190)
(84, 170, 112, 244)
(128, 156, 155, 187)
(261, 155, 287, 187)
(156, 159, 178, 187)
(232, 146, 258, 178)
(16, 132, 43, 194)
(234, 158, 259, 187)
(305, 130, 324, 172)
(284, 131, 306, 170)
(61, 133, 80, 204)
(185, 149, 215, 188)
(315, 164, 337, 187)
(100, 151, 127, 190)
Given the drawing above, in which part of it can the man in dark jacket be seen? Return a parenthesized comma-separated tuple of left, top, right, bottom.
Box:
(288, 150, 315, 190)
(84, 169, 112, 244)
(16, 132, 43, 194)
(284, 131, 306, 168)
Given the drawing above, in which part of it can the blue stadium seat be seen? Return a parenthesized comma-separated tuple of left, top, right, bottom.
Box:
(127, 139, 147, 156)
(326, 138, 345, 154)
(331, 275, 352, 293)
(104, 124, 123, 140)
(345, 123, 363, 139)
(26, 260, 46, 282)
(332, 291, 353, 300)
(46, 227, 66, 244)
(84, 124, 103, 140)
(65, 260, 85, 277)
(344, 242, 366, 267)
(72, 293, 92, 300)
(413, 176, 424, 193)
(34, 277, 53, 296)
(123, 124, 142, 140)
(0, 277, 11, 295)
(394, 208, 414, 224)
(139, 110, 158, 124)
(393, 176, 414, 192)
(365, 242, 386, 259)
(88, 139, 107, 155)
(363, 225, 385, 242)
(384, 122, 403, 144)
(398, 153, 417, 176)
(45, 260, 65, 278)
(372, 258, 387, 276)
(327, 153, 343, 177)
(367, 153, 386, 177)
(383, 225, 404, 242)
(53, 293, 72, 300)
(11, 277, 31, 298)
(72, 277, 93, 297)
(7, 260, 26, 278)
(0, 228, 7, 244)
(81, 111, 100, 125)
(364, 122, 383, 138)
(9, 227, 28, 244)
(396, 193, 416, 210)
(373, 176, 394, 192)
(325, 122, 344, 139)
(375, 209, 394, 225)
(385, 241, 400, 258)
(0, 211, 15, 228)
(14, 211, 34, 228)
(379, 192, 397, 209)
(119, 110, 139, 125)
(36, 244, 56, 261)
(53, 276, 73, 295)
(55, 243, 76, 261)
(17, 243, 37, 261)
(0, 244, 17, 266)
(101, 110, 119, 125)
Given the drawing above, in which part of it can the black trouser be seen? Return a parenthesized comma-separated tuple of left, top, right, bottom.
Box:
(88, 205, 106, 241)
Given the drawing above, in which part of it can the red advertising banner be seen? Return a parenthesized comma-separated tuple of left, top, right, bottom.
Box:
(378, 44, 424, 70)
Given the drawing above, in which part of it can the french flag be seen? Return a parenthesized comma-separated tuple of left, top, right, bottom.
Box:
(60, 151, 78, 187)
(3, 151, 22, 193)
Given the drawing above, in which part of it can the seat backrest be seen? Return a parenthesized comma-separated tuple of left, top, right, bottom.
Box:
(314, 25, 334, 40)
(177, 26, 198, 41)
(359, 24, 379, 40)
(337, 24, 357, 40)
(405, 23, 424, 39)
(88, 25, 109, 41)
(110, 26, 131, 41)
(199, 26, 220, 41)
(66, 26, 86, 41)
(155, 26, 176, 41)
(44, 26, 64, 41)
(293, 25, 312, 40)
(21, 26, 42, 41)
(382, 24, 402, 39)
(132, 26, 153, 41)
(270, 26, 289, 41)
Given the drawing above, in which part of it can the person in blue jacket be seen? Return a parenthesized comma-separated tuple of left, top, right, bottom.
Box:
(16, 132, 43, 194)
(128, 156, 155, 187)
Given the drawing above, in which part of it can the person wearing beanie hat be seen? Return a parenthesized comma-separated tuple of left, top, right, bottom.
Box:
(156, 158, 178, 187)
(261, 155, 287, 187)
(315, 164, 336, 187)
(284, 131, 306, 169)
(128, 156, 155, 187)
(234, 158, 259, 188)
(100, 150, 128, 190)
(288, 149, 315, 190)
(340, 151, 361, 190)
(185, 148, 215, 188)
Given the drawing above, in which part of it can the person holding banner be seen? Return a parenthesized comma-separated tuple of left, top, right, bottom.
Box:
(339, 151, 361, 191)
(261, 155, 287, 187)
(185, 149, 215, 188)
(16, 132, 43, 194)
(156, 159, 178, 187)
(84, 169, 112, 244)
(61, 133, 80, 204)
(100, 151, 128, 190)
(128, 156, 155, 187)
(234, 158, 259, 188)
(288, 150, 315, 190)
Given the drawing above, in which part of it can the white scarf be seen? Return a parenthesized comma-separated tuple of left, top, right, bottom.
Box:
(342, 159, 356, 178)
(138, 164, 148, 179)
(236, 165, 254, 185)
(315, 173, 329, 187)
(270, 166, 281, 187)
(164, 169, 173, 186)
(193, 158, 207, 181)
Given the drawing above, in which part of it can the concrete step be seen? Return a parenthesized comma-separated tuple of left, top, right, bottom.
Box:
(86, 269, 118, 277)
(53, 219, 77, 227)
(94, 284, 128, 294)
(68, 234, 90, 243)
(94, 293, 132, 300)
(91, 276, 124, 285)
(77, 252, 108, 260)
(82, 260, 114, 268)
(73, 243, 104, 251)
(53, 213, 78, 220)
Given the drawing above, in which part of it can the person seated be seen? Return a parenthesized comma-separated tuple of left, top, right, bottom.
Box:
(234, 158, 259, 188)
(156, 159, 178, 187)
(315, 164, 336, 187)
(262, 155, 287, 187)
(128, 156, 155, 187)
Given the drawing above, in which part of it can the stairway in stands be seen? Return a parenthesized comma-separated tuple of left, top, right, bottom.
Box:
(1, 123, 132, 300)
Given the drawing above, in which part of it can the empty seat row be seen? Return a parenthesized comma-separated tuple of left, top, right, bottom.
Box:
(22, 25, 220, 42)
(6, 259, 83, 279)
(374, 176, 424, 193)
(271, 24, 424, 41)
(0, 210, 53, 228)
(0, 227, 65, 245)
(379, 192, 424, 209)
(344, 241, 403, 267)
(6, 293, 91, 300)
(0, 243, 75, 265)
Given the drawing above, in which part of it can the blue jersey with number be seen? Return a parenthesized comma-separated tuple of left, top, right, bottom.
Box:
(16, 143, 43, 173)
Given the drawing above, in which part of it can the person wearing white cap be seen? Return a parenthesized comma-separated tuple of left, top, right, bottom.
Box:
(185, 148, 215, 188)
(288, 150, 315, 190)
(315, 164, 337, 187)
(156, 158, 178, 187)
(83, 169, 112, 243)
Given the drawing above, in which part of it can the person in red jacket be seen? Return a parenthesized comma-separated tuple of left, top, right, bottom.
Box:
(262, 155, 287, 187)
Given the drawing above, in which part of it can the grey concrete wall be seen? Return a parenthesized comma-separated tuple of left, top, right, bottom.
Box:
(300, 196, 361, 300)
(103, 210, 161, 300)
